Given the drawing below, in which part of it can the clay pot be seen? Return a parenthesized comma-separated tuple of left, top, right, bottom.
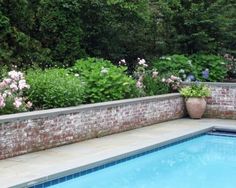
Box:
(185, 97, 207, 119)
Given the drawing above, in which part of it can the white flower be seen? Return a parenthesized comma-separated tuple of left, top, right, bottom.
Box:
(74, 73, 79, 77)
(101, 67, 109, 74)
(26, 101, 32, 108)
(138, 59, 146, 65)
(188, 60, 192, 66)
(118, 59, 126, 66)
(152, 71, 159, 78)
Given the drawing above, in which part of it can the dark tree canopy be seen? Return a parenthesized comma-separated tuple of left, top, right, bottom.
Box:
(0, 0, 235, 68)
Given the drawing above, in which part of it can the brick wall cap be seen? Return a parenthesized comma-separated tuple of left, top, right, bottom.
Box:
(183, 82, 236, 87)
(0, 93, 181, 124)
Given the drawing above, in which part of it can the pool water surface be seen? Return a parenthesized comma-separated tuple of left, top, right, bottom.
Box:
(34, 134, 236, 188)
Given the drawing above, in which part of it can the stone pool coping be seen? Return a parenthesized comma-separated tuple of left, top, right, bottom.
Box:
(0, 118, 235, 188)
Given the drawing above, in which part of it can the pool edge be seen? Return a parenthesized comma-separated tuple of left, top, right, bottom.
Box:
(11, 126, 214, 188)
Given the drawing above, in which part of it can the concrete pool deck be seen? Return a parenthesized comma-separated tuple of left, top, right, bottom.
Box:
(0, 118, 235, 188)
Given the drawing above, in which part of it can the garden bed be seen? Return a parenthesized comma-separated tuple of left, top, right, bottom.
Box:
(0, 82, 236, 160)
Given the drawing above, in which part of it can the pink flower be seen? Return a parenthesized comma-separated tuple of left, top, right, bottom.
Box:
(10, 82, 18, 91)
(136, 80, 143, 89)
(26, 101, 32, 108)
(166, 78, 174, 84)
(0, 81, 7, 89)
(3, 78, 12, 84)
(0, 95, 5, 109)
(8, 70, 24, 81)
(18, 80, 29, 90)
(13, 97, 22, 109)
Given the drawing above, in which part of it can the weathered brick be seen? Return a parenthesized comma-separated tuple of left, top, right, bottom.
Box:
(0, 94, 185, 160)
(204, 83, 236, 120)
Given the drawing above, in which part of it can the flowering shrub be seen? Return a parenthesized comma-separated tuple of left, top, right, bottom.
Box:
(0, 70, 32, 114)
(151, 55, 193, 81)
(133, 58, 170, 96)
(190, 54, 227, 82)
(162, 75, 182, 92)
(69, 58, 136, 103)
(26, 69, 84, 109)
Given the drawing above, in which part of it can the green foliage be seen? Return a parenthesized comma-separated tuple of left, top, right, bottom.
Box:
(151, 0, 236, 55)
(0, 65, 8, 80)
(191, 54, 227, 82)
(224, 54, 236, 79)
(79, 0, 151, 64)
(1, 0, 236, 69)
(180, 83, 211, 98)
(69, 58, 136, 103)
(151, 54, 228, 82)
(152, 55, 193, 80)
(26, 69, 84, 109)
(142, 74, 170, 96)
(0, 6, 53, 68)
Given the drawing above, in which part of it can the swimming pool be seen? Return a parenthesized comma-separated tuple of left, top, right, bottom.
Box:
(32, 134, 236, 188)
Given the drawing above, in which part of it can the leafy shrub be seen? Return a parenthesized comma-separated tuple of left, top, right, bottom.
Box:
(152, 55, 193, 80)
(180, 83, 211, 98)
(224, 54, 236, 79)
(142, 74, 170, 96)
(0, 70, 32, 114)
(69, 58, 136, 103)
(191, 54, 227, 82)
(26, 69, 84, 109)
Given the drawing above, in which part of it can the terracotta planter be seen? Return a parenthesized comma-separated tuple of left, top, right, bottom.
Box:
(185, 97, 207, 119)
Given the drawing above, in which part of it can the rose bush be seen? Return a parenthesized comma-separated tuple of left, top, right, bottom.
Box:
(0, 70, 32, 114)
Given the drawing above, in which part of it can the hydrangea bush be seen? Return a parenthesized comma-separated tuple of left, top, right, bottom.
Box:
(0, 70, 32, 114)
(69, 58, 137, 103)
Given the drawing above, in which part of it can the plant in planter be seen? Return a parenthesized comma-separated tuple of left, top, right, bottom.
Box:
(180, 83, 211, 119)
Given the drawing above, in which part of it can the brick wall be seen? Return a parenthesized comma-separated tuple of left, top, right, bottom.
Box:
(204, 83, 236, 119)
(0, 93, 185, 160)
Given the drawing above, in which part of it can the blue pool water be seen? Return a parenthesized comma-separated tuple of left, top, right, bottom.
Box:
(38, 135, 236, 188)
